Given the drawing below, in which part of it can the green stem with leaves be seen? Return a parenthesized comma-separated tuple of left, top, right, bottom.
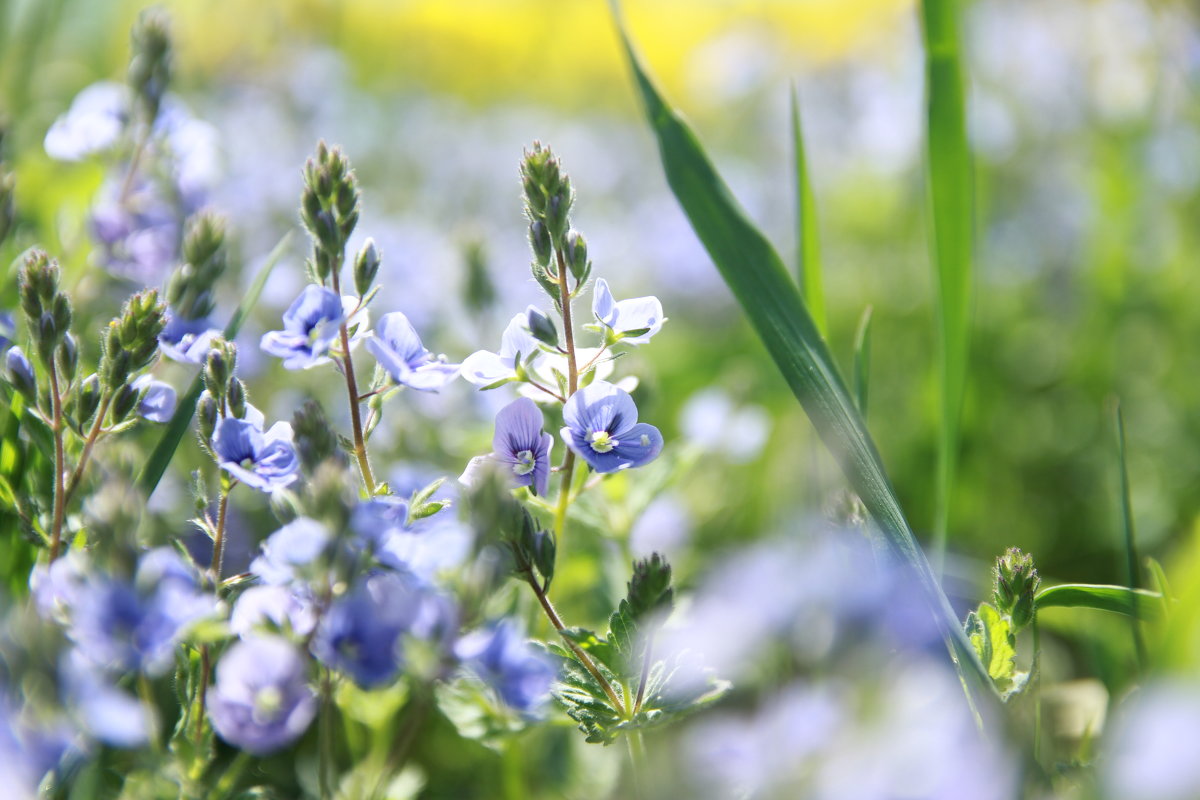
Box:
(210, 487, 231, 583)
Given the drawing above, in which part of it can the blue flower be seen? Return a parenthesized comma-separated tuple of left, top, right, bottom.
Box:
(366, 312, 459, 390)
(249, 518, 331, 585)
(0, 311, 14, 355)
(5, 347, 35, 392)
(260, 285, 345, 369)
(61, 650, 149, 748)
(208, 636, 318, 755)
(211, 410, 300, 493)
(159, 314, 221, 364)
(592, 279, 666, 345)
(43, 82, 128, 161)
(455, 620, 554, 713)
(491, 398, 553, 496)
(311, 572, 453, 688)
(461, 308, 544, 386)
(0, 690, 75, 792)
(69, 549, 213, 676)
(230, 585, 317, 639)
(131, 375, 176, 423)
(560, 381, 663, 473)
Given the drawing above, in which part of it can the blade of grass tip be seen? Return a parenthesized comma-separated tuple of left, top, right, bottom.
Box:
(853, 306, 874, 417)
(920, 0, 974, 577)
(1034, 583, 1163, 621)
(1113, 400, 1147, 668)
(608, 3, 996, 701)
(790, 85, 826, 337)
(136, 231, 293, 498)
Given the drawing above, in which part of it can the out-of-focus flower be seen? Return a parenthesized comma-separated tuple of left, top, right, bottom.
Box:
(680, 388, 769, 464)
(89, 177, 180, 283)
(0, 312, 14, 355)
(455, 620, 554, 714)
(311, 572, 452, 688)
(592, 278, 666, 345)
(259, 285, 344, 370)
(467, 398, 553, 496)
(158, 314, 221, 364)
(367, 311, 459, 390)
(461, 309, 543, 386)
(351, 498, 473, 582)
(211, 411, 300, 493)
(43, 82, 128, 161)
(5, 347, 35, 398)
(61, 650, 148, 748)
(208, 636, 317, 755)
(30, 551, 88, 621)
(560, 381, 662, 473)
(1102, 682, 1200, 800)
(69, 548, 212, 676)
(629, 495, 691, 559)
(229, 585, 317, 639)
(131, 375, 176, 423)
(0, 692, 74, 798)
(249, 518, 331, 586)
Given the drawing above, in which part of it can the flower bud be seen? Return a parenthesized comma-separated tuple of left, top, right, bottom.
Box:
(76, 373, 101, 425)
(526, 307, 557, 347)
(36, 312, 57, 367)
(111, 381, 140, 422)
(564, 230, 588, 282)
(204, 348, 230, 399)
(353, 238, 380, 296)
(531, 529, 556, 589)
(292, 398, 344, 473)
(128, 7, 172, 122)
(105, 349, 131, 391)
(196, 391, 218, 443)
(5, 346, 36, 402)
(993, 547, 1040, 630)
(545, 191, 572, 246)
(528, 221, 552, 268)
(227, 378, 247, 419)
(57, 333, 78, 383)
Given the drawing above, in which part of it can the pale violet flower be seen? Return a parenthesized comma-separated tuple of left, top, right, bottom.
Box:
(462, 398, 553, 496)
(208, 636, 318, 755)
(131, 375, 176, 423)
(455, 620, 554, 713)
(560, 381, 663, 473)
(159, 315, 221, 364)
(460, 308, 544, 387)
(367, 311, 459, 391)
(1102, 682, 1200, 800)
(211, 407, 300, 493)
(229, 585, 317, 639)
(592, 278, 666, 344)
(249, 518, 332, 585)
(43, 82, 128, 161)
(260, 285, 344, 369)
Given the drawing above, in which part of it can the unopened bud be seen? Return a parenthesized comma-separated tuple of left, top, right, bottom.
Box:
(76, 373, 101, 425)
(56, 334, 78, 383)
(112, 382, 140, 422)
(526, 307, 557, 347)
(5, 346, 36, 401)
(993, 547, 1040, 630)
(564, 230, 588, 282)
(196, 391, 218, 443)
(292, 398, 344, 473)
(227, 378, 247, 418)
(353, 238, 380, 296)
(528, 221, 552, 268)
(36, 313, 57, 367)
(204, 349, 229, 399)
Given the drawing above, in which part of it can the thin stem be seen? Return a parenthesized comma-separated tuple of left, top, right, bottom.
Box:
(626, 730, 647, 799)
(633, 636, 654, 715)
(119, 131, 149, 203)
(62, 392, 112, 510)
(526, 379, 566, 403)
(578, 342, 610, 374)
(553, 249, 580, 547)
(319, 669, 334, 800)
(210, 488, 231, 583)
(330, 267, 376, 494)
(524, 572, 624, 712)
(196, 645, 211, 745)
(48, 366, 66, 561)
(1032, 616, 1042, 764)
(212, 751, 252, 800)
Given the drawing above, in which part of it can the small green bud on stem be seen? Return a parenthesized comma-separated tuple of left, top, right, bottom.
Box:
(993, 547, 1040, 630)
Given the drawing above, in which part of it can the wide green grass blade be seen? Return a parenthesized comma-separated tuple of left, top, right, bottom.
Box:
(920, 0, 973, 571)
(610, 12, 993, 695)
(790, 85, 825, 336)
(1113, 400, 1147, 665)
(1035, 584, 1164, 621)
(135, 231, 292, 498)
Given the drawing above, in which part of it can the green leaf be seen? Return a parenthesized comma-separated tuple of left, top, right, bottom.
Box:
(790, 85, 825, 335)
(610, 5, 993, 697)
(1113, 400, 1147, 665)
(136, 232, 292, 498)
(1035, 583, 1164, 620)
(559, 627, 621, 675)
(852, 305, 873, 416)
(921, 0, 974, 565)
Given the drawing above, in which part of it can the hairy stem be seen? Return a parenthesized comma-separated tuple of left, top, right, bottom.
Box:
(210, 489, 231, 583)
(62, 393, 112, 511)
(553, 249, 580, 546)
(330, 266, 376, 494)
(196, 645, 211, 745)
(48, 367, 66, 561)
(627, 730, 647, 799)
(524, 572, 624, 712)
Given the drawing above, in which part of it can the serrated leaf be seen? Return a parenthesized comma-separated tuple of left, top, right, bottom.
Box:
(560, 627, 620, 675)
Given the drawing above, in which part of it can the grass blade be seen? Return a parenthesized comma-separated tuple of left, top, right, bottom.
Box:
(920, 0, 974, 572)
(135, 231, 292, 498)
(790, 85, 825, 336)
(852, 306, 874, 417)
(1035, 584, 1163, 621)
(1113, 400, 1147, 665)
(610, 9, 994, 696)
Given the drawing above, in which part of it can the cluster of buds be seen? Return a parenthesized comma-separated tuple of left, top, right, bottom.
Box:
(521, 143, 591, 303)
(300, 142, 361, 285)
(197, 339, 245, 443)
(166, 212, 228, 321)
(127, 7, 172, 124)
(18, 252, 74, 374)
(993, 547, 1040, 630)
(101, 290, 167, 424)
(291, 398, 346, 473)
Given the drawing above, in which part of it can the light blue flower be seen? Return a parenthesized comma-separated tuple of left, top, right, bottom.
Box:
(455, 619, 554, 713)
(249, 518, 332, 585)
(460, 308, 544, 386)
(592, 278, 665, 345)
(490, 398, 554, 496)
(260, 285, 345, 369)
(131, 375, 176, 423)
(211, 410, 300, 493)
(5, 347, 35, 393)
(229, 585, 317, 639)
(208, 636, 317, 755)
(366, 311, 459, 391)
(560, 381, 663, 473)
(158, 314, 221, 364)
(43, 82, 129, 161)
(61, 650, 148, 749)
(0, 312, 14, 355)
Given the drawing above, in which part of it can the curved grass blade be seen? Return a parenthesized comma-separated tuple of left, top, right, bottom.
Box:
(790, 85, 825, 336)
(853, 306, 874, 417)
(610, 9, 994, 696)
(136, 231, 292, 498)
(1035, 583, 1164, 621)
(920, 0, 973, 572)
(1113, 400, 1147, 665)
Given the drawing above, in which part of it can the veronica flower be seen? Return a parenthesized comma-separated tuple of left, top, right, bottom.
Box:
(211, 409, 300, 493)
(592, 278, 666, 345)
(260, 285, 345, 370)
(366, 311, 459, 391)
(560, 381, 663, 473)
(249, 518, 331, 586)
(0, 312, 14, 355)
(60, 650, 148, 748)
(208, 636, 318, 755)
(455, 620, 554, 713)
(158, 314, 221, 364)
(131, 375, 176, 423)
(461, 308, 544, 387)
(0, 691, 74, 796)
(5, 347, 35, 393)
(463, 398, 553, 496)
(229, 585, 317, 639)
(43, 82, 128, 161)
(351, 498, 473, 581)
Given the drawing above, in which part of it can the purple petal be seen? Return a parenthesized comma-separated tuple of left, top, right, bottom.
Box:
(492, 397, 546, 456)
(460, 350, 514, 386)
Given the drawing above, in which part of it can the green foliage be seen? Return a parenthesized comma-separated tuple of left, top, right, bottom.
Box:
(790, 86, 825, 335)
(1034, 583, 1164, 620)
(964, 602, 1028, 701)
